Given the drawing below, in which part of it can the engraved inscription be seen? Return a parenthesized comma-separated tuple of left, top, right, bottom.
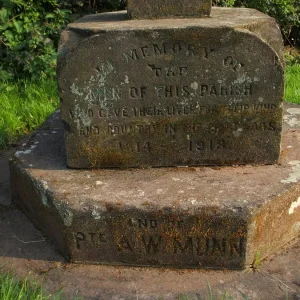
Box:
(142, 235, 162, 254)
(74, 231, 246, 257)
(61, 31, 283, 167)
(129, 87, 147, 99)
(73, 103, 277, 122)
(188, 139, 227, 152)
(79, 126, 100, 137)
(223, 56, 244, 72)
(70, 83, 254, 106)
(173, 237, 245, 256)
(148, 64, 188, 77)
(74, 231, 107, 249)
(119, 141, 152, 153)
(72, 216, 246, 259)
(199, 83, 252, 96)
(129, 218, 185, 229)
(123, 43, 214, 62)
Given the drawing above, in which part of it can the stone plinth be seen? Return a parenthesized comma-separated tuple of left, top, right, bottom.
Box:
(127, 0, 212, 19)
(57, 8, 284, 169)
(10, 104, 300, 269)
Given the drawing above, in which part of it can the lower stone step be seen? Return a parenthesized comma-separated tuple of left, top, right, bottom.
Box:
(9, 103, 300, 269)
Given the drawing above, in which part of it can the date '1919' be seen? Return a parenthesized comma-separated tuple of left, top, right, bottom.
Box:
(189, 139, 226, 152)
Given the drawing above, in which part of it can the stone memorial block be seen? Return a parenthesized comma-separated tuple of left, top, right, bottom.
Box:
(127, 0, 212, 19)
(58, 8, 284, 169)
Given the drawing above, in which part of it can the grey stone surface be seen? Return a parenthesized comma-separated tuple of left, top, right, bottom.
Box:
(57, 8, 284, 169)
(127, 0, 212, 19)
(10, 103, 300, 269)
(0, 150, 13, 207)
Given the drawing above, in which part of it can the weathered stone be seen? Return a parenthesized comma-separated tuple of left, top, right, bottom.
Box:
(127, 0, 212, 19)
(57, 8, 284, 169)
(10, 104, 300, 269)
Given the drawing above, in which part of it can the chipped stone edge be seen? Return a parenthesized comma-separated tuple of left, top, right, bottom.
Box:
(10, 157, 74, 227)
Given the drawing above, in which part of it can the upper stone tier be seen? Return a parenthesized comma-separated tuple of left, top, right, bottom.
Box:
(127, 0, 212, 19)
(57, 8, 284, 169)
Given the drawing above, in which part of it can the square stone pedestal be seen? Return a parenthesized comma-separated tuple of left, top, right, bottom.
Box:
(10, 104, 300, 269)
(58, 8, 284, 169)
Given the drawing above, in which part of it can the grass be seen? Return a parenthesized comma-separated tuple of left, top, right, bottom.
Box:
(0, 270, 81, 299)
(0, 80, 59, 149)
(285, 63, 300, 104)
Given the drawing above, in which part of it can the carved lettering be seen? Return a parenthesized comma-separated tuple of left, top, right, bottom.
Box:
(165, 124, 177, 135)
(135, 124, 156, 134)
(173, 237, 245, 257)
(200, 84, 252, 97)
(118, 237, 134, 252)
(139, 219, 157, 228)
(119, 141, 152, 153)
(83, 87, 121, 103)
(229, 238, 245, 256)
(75, 232, 86, 249)
(148, 64, 162, 77)
(224, 56, 244, 71)
(108, 125, 134, 135)
(211, 237, 227, 254)
(74, 231, 245, 258)
(189, 139, 226, 152)
(124, 43, 217, 63)
(167, 220, 185, 228)
(138, 219, 147, 228)
(123, 49, 140, 62)
(140, 46, 150, 58)
(129, 218, 185, 229)
(74, 231, 106, 249)
(133, 106, 163, 117)
(79, 126, 100, 137)
(142, 235, 162, 254)
(187, 44, 196, 56)
(253, 104, 277, 110)
(253, 122, 277, 131)
(73, 100, 278, 127)
(225, 104, 250, 113)
(172, 43, 182, 53)
(174, 237, 194, 254)
(204, 48, 214, 59)
(148, 65, 188, 77)
(186, 122, 239, 134)
(155, 85, 190, 98)
(153, 43, 167, 55)
(130, 87, 147, 99)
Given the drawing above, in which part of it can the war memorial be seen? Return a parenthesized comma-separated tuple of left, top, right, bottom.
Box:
(9, 0, 300, 270)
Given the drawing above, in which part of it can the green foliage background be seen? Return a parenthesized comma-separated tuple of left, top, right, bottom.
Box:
(0, 0, 126, 83)
(213, 0, 300, 44)
(0, 0, 70, 82)
(0, 0, 299, 83)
